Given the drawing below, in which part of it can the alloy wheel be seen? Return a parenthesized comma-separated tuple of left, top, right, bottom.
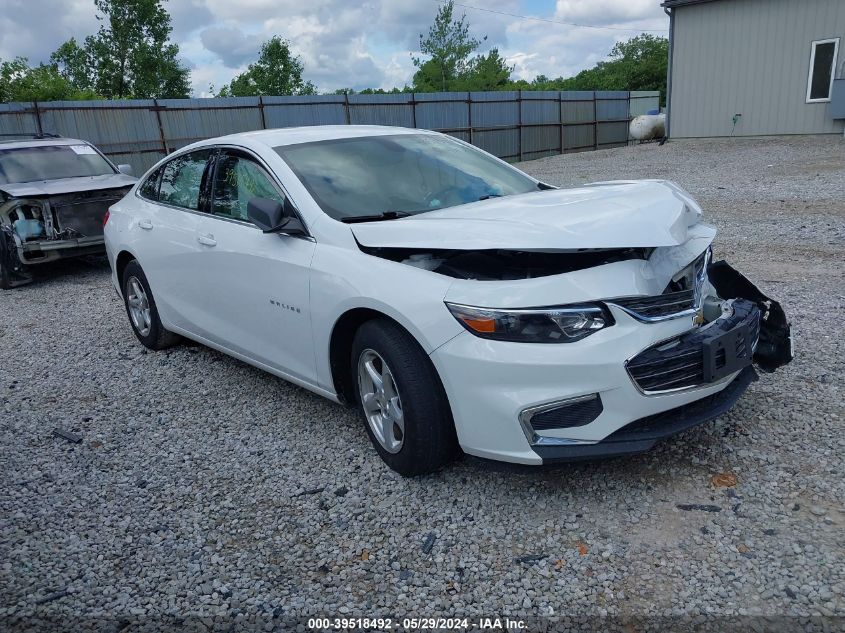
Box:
(357, 349, 405, 453)
(126, 276, 152, 337)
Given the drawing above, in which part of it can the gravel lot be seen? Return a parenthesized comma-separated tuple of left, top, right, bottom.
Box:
(1, 135, 843, 630)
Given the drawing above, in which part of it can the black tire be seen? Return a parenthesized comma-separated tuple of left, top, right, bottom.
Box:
(121, 260, 181, 350)
(351, 318, 458, 476)
(0, 259, 10, 290)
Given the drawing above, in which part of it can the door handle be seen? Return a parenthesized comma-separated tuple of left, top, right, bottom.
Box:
(138, 219, 153, 230)
(197, 233, 217, 247)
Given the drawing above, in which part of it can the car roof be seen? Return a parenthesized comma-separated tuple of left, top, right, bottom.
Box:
(213, 125, 434, 149)
(0, 137, 93, 150)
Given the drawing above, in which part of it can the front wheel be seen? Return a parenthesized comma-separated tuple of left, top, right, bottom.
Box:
(0, 259, 10, 290)
(351, 318, 458, 476)
(121, 260, 180, 350)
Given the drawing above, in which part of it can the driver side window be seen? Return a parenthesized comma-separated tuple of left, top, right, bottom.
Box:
(211, 152, 284, 222)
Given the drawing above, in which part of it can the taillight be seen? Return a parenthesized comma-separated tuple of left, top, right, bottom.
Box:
(103, 210, 110, 227)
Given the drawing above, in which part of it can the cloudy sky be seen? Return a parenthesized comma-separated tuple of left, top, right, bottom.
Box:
(0, 0, 669, 95)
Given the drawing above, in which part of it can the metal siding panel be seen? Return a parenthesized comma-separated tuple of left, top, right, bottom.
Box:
(470, 91, 518, 127)
(469, 92, 518, 159)
(38, 100, 161, 155)
(671, 0, 845, 136)
(0, 103, 39, 136)
(521, 125, 561, 159)
(262, 95, 346, 127)
(595, 91, 629, 121)
(597, 122, 629, 147)
(157, 97, 262, 150)
(520, 94, 559, 125)
(473, 128, 519, 159)
(561, 91, 595, 124)
(595, 92, 629, 146)
(629, 91, 661, 117)
(563, 125, 595, 151)
(414, 92, 469, 131)
(348, 94, 414, 127)
(520, 91, 561, 157)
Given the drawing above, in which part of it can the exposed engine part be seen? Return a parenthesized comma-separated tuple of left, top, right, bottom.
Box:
(366, 246, 653, 281)
(402, 253, 445, 271)
(664, 250, 706, 294)
(54, 194, 122, 238)
(0, 187, 130, 288)
(13, 218, 44, 241)
(708, 260, 793, 372)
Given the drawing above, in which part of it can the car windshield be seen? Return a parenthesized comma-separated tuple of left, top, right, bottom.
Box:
(0, 144, 115, 185)
(275, 133, 540, 221)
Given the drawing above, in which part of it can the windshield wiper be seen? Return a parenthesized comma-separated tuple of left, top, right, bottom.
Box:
(340, 210, 412, 224)
(478, 193, 502, 201)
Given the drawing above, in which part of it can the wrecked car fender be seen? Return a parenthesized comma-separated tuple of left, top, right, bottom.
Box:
(708, 260, 793, 372)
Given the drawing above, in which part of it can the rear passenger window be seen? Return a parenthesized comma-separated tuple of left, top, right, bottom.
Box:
(138, 167, 162, 200)
(158, 149, 213, 210)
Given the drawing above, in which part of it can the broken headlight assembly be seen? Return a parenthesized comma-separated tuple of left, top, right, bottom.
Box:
(445, 302, 613, 343)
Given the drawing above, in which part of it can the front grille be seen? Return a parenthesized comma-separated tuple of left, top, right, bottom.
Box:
(611, 289, 695, 319)
(608, 250, 709, 321)
(627, 300, 760, 393)
(529, 395, 603, 431)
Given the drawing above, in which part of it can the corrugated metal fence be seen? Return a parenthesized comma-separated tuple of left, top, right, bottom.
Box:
(0, 91, 659, 174)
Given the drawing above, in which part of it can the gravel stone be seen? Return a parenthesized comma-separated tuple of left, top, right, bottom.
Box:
(0, 136, 842, 626)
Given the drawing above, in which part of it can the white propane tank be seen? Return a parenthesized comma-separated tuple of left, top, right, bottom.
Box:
(629, 113, 666, 141)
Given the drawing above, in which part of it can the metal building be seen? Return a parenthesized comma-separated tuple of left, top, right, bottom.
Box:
(662, 0, 845, 138)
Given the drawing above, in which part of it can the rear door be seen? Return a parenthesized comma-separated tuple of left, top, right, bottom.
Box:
(190, 147, 317, 383)
(134, 148, 213, 330)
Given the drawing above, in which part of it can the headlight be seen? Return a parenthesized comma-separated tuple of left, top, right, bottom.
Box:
(445, 302, 612, 343)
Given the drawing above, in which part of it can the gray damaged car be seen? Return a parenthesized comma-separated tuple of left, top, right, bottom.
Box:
(0, 134, 136, 289)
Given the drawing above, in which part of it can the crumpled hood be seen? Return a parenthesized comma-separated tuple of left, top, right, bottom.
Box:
(0, 173, 136, 198)
(351, 180, 703, 251)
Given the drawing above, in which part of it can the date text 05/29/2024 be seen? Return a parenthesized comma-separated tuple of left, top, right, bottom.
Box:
(307, 617, 526, 630)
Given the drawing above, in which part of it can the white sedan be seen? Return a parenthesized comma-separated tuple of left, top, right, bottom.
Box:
(104, 126, 792, 476)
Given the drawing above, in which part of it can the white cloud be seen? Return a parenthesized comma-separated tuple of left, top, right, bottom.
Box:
(0, 0, 669, 96)
(0, 0, 97, 62)
(554, 0, 665, 25)
(199, 26, 260, 68)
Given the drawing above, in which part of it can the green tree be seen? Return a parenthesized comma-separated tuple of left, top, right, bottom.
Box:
(514, 34, 669, 101)
(218, 37, 316, 97)
(457, 49, 512, 91)
(412, 0, 485, 92)
(51, 0, 191, 99)
(51, 39, 95, 93)
(0, 57, 100, 103)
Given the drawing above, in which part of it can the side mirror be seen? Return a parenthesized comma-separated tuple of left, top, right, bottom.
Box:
(247, 197, 306, 235)
(117, 164, 134, 176)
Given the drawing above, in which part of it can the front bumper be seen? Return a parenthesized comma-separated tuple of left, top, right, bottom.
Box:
(534, 365, 758, 463)
(430, 293, 771, 465)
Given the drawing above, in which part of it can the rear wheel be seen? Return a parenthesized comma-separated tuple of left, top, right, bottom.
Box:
(351, 318, 458, 476)
(121, 260, 180, 350)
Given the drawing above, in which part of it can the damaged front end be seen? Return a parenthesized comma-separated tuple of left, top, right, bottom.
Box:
(365, 241, 793, 382)
(707, 260, 793, 372)
(0, 187, 130, 288)
(359, 245, 653, 281)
